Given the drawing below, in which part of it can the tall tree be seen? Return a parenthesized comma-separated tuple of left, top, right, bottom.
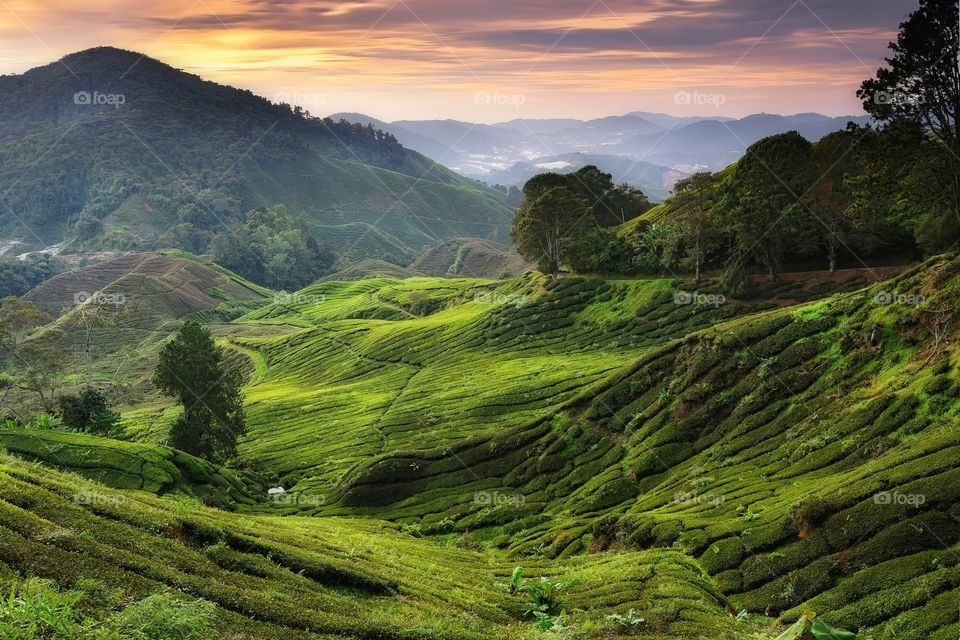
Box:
(152, 321, 245, 463)
(667, 172, 722, 282)
(720, 132, 813, 280)
(511, 186, 594, 278)
(0, 297, 67, 413)
(858, 0, 960, 224)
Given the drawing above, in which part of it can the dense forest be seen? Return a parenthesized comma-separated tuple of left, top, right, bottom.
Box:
(0, 47, 511, 255)
(511, 0, 958, 289)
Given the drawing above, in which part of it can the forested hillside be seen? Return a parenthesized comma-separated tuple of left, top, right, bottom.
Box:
(0, 48, 512, 262)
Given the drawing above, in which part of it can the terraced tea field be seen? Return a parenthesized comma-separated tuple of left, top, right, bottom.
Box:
(225, 275, 768, 493)
(325, 258, 960, 639)
(0, 454, 766, 639)
(4, 256, 959, 639)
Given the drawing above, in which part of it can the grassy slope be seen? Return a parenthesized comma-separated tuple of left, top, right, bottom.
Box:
(0, 430, 261, 509)
(0, 454, 758, 639)
(19, 251, 272, 390)
(222, 275, 769, 494)
(324, 258, 960, 639)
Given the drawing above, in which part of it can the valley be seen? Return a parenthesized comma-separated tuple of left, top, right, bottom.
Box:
(0, 2, 957, 637)
(2, 249, 957, 639)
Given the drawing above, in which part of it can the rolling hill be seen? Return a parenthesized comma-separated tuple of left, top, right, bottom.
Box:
(0, 451, 756, 639)
(0, 48, 512, 260)
(5, 251, 959, 638)
(409, 238, 529, 278)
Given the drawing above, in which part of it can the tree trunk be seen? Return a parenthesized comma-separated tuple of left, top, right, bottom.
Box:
(84, 326, 94, 387)
(694, 238, 702, 284)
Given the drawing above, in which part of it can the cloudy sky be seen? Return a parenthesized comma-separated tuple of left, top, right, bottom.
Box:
(0, 0, 917, 122)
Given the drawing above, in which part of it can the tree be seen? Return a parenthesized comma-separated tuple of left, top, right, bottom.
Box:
(606, 182, 652, 225)
(511, 187, 594, 278)
(667, 172, 722, 282)
(803, 131, 859, 272)
(152, 321, 245, 463)
(858, 0, 960, 225)
(0, 297, 68, 413)
(15, 332, 68, 413)
(720, 132, 813, 280)
(210, 204, 334, 290)
(522, 167, 651, 227)
(565, 228, 632, 274)
(59, 388, 120, 435)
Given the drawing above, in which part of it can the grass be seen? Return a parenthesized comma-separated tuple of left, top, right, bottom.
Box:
(0, 453, 762, 639)
(0, 430, 261, 509)
(7, 256, 960, 638)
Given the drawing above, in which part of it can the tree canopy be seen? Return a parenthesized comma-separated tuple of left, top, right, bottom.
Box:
(152, 320, 245, 463)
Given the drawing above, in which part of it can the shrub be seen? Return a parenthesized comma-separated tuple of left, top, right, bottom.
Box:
(0, 578, 87, 639)
(58, 389, 120, 435)
(104, 592, 217, 640)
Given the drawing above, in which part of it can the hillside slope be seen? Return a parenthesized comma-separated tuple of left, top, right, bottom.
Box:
(0, 453, 760, 639)
(326, 257, 960, 639)
(19, 251, 272, 389)
(0, 48, 512, 257)
(0, 429, 261, 508)
(410, 238, 529, 278)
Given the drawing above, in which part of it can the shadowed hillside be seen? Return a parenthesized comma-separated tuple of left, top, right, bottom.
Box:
(324, 257, 960, 639)
(0, 48, 512, 259)
(410, 238, 530, 278)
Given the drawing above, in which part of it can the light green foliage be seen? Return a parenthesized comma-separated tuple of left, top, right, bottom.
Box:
(103, 592, 216, 640)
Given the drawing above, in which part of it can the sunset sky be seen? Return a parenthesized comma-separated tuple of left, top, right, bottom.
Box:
(0, 0, 917, 122)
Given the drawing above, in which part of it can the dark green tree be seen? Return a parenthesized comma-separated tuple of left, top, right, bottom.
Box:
(720, 132, 813, 280)
(58, 388, 120, 435)
(858, 0, 960, 225)
(666, 172, 722, 282)
(511, 187, 594, 278)
(210, 204, 334, 290)
(152, 321, 245, 463)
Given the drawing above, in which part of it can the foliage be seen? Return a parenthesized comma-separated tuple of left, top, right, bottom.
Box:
(510, 186, 594, 277)
(152, 321, 245, 463)
(0, 298, 68, 412)
(0, 580, 216, 640)
(565, 227, 633, 274)
(210, 204, 335, 290)
(0, 579, 87, 640)
(606, 608, 646, 629)
(858, 0, 960, 225)
(58, 388, 120, 435)
(102, 592, 216, 640)
(519, 576, 577, 618)
(718, 131, 813, 280)
(664, 172, 725, 281)
(0, 256, 60, 298)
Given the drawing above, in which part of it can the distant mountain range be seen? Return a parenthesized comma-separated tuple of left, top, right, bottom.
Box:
(330, 111, 871, 201)
(0, 48, 512, 262)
